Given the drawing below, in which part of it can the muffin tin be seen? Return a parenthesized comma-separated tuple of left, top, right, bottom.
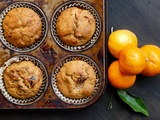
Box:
(0, 0, 107, 109)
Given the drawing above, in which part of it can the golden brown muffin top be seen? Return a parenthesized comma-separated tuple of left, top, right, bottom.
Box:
(3, 61, 43, 99)
(2, 7, 42, 48)
(56, 7, 96, 46)
(56, 60, 96, 99)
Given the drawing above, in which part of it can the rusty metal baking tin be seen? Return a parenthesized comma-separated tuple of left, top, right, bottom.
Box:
(0, 0, 107, 109)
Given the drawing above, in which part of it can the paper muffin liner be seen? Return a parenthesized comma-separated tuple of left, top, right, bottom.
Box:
(51, 54, 102, 105)
(0, 55, 48, 105)
(50, 1, 102, 52)
(0, 2, 48, 53)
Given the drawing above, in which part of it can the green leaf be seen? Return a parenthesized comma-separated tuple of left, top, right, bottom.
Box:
(107, 90, 114, 110)
(117, 89, 149, 116)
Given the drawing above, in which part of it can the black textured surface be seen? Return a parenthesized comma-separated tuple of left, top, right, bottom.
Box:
(0, 0, 160, 119)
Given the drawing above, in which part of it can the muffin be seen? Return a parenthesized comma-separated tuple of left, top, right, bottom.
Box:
(56, 60, 96, 99)
(56, 7, 96, 46)
(0, 42, 10, 66)
(2, 7, 42, 48)
(3, 61, 43, 99)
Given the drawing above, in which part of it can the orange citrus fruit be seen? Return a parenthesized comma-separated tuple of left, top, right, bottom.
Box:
(108, 60, 136, 89)
(108, 29, 138, 58)
(119, 46, 146, 75)
(140, 44, 160, 77)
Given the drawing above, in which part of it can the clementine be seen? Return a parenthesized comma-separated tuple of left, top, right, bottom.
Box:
(108, 29, 138, 58)
(119, 46, 146, 75)
(140, 44, 160, 77)
(108, 60, 136, 89)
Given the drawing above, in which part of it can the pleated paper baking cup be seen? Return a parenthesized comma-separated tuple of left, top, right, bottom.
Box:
(51, 54, 102, 105)
(50, 1, 102, 52)
(0, 55, 48, 105)
(0, 2, 48, 53)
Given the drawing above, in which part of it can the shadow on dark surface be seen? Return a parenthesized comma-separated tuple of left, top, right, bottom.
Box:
(0, 94, 109, 120)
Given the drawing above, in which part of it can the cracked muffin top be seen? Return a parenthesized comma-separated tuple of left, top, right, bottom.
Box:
(3, 61, 43, 99)
(56, 60, 96, 99)
(56, 7, 96, 46)
(2, 7, 42, 48)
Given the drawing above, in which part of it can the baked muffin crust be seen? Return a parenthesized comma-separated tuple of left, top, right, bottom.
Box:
(56, 60, 96, 99)
(2, 7, 42, 48)
(0, 42, 10, 66)
(56, 7, 96, 46)
(3, 61, 43, 99)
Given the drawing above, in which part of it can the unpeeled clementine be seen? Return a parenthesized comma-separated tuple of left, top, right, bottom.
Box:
(140, 44, 160, 77)
(119, 46, 146, 75)
(108, 60, 136, 89)
(108, 29, 138, 58)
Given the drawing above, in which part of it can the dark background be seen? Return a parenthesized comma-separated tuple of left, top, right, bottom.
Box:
(1, 0, 160, 119)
